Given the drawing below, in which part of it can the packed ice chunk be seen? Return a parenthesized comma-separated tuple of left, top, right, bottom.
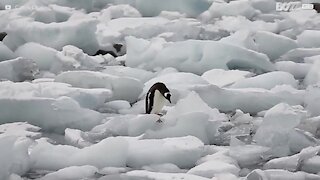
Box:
(0, 122, 41, 139)
(0, 57, 38, 82)
(193, 85, 304, 114)
(102, 66, 155, 83)
(199, 0, 259, 22)
(127, 136, 204, 168)
(0, 81, 112, 110)
(0, 96, 102, 133)
(275, 61, 311, 79)
(144, 112, 212, 144)
(94, 0, 210, 17)
(229, 145, 269, 167)
(201, 69, 253, 87)
(277, 48, 320, 63)
(230, 71, 298, 90)
(64, 128, 92, 148)
(264, 145, 320, 171)
(219, 30, 257, 51)
(55, 70, 143, 103)
(100, 100, 131, 113)
(40, 165, 98, 180)
(100, 4, 141, 20)
(250, 0, 276, 13)
(253, 103, 307, 156)
(252, 31, 298, 60)
(0, 136, 33, 179)
(213, 16, 278, 33)
(30, 137, 128, 170)
(0, 42, 16, 61)
(124, 170, 211, 180)
(142, 163, 185, 173)
(5, 17, 99, 54)
(89, 114, 160, 138)
(304, 61, 320, 86)
(297, 30, 320, 48)
(247, 169, 320, 180)
(126, 37, 274, 75)
(301, 156, 320, 174)
(305, 85, 320, 116)
(187, 160, 240, 178)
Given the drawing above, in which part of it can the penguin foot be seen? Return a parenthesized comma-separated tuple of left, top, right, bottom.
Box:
(156, 118, 163, 123)
(157, 113, 164, 116)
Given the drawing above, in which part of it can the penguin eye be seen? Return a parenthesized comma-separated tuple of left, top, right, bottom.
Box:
(164, 92, 171, 98)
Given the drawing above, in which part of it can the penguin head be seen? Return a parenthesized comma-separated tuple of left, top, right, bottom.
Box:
(152, 82, 171, 103)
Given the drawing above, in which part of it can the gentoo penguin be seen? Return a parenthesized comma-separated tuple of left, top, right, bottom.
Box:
(146, 82, 171, 114)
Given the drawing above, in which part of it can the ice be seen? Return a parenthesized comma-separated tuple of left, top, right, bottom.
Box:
(229, 145, 270, 167)
(247, 169, 320, 180)
(55, 70, 143, 103)
(100, 4, 141, 20)
(305, 85, 320, 116)
(0, 122, 41, 139)
(126, 37, 274, 75)
(264, 145, 320, 171)
(277, 48, 320, 63)
(193, 85, 304, 114)
(0, 136, 33, 179)
(275, 61, 311, 79)
(297, 30, 320, 48)
(0, 96, 103, 133)
(30, 137, 128, 170)
(64, 128, 92, 148)
(0, 57, 38, 82)
(199, 0, 259, 22)
(127, 136, 204, 169)
(230, 71, 298, 90)
(201, 69, 253, 87)
(102, 66, 155, 83)
(0, 42, 16, 61)
(5, 16, 99, 55)
(252, 31, 298, 60)
(0, 81, 112, 110)
(141, 163, 185, 173)
(101, 100, 131, 113)
(304, 61, 320, 86)
(40, 165, 98, 180)
(302, 156, 320, 174)
(253, 103, 307, 156)
(124, 170, 211, 180)
(187, 160, 240, 178)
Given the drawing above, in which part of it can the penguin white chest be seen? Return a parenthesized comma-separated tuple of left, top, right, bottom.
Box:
(151, 90, 166, 114)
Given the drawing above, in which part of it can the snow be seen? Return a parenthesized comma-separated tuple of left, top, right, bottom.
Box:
(0, 122, 41, 139)
(125, 170, 211, 180)
(230, 71, 298, 90)
(275, 61, 311, 79)
(304, 61, 320, 86)
(39, 165, 98, 180)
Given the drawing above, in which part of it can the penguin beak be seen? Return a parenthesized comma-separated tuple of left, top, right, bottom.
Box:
(167, 96, 171, 103)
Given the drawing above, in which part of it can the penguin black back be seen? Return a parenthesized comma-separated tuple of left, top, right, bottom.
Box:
(145, 82, 171, 114)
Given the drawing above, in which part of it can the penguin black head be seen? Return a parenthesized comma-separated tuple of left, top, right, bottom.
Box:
(152, 82, 171, 103)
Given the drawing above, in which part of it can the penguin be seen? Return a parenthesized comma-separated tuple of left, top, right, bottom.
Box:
(145, 82, 171, 115)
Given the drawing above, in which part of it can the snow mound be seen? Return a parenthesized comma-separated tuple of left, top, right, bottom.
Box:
(230, 71, 298, 90)
(5, 17, 99, 55)
(201, 69, 253, 87)
(127, 136, 204, 169)
(193, 85, 304, 114)
(254, 103, 307, 156)
(30, 137, 128, 170)
(297, 30, 320, 48)
(55, 71, 143, 103)
(0, 57, 38, 82)
(126, 37, 274, 75)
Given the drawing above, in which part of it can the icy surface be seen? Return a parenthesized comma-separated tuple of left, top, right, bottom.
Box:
(0, 0, 320, 179)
